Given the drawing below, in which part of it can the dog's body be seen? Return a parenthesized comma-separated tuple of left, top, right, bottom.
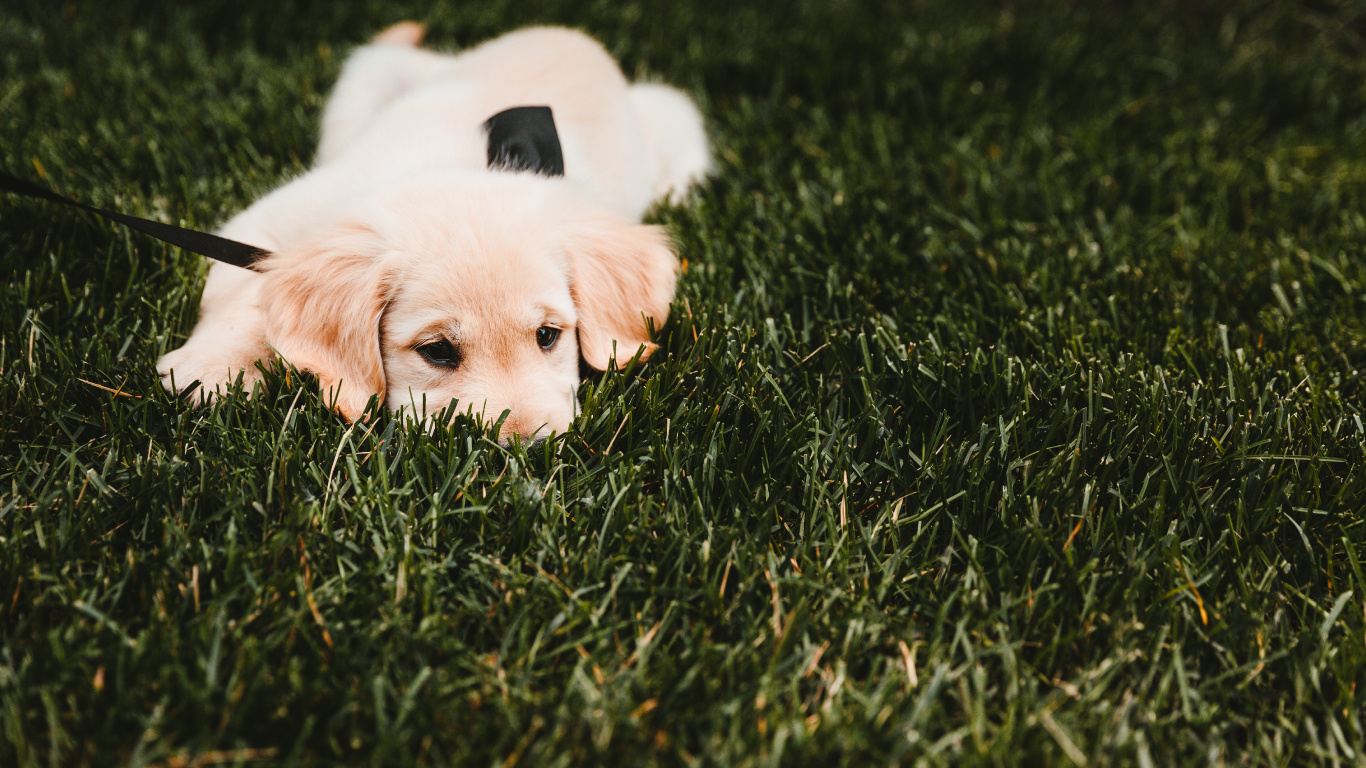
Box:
(157, 24, 709, 439)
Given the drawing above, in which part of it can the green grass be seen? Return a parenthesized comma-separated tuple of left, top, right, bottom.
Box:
(3, 0, 1366, 765)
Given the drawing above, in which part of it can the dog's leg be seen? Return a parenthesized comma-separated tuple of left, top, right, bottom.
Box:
(629, 84, 712, 203)
(315, 23, 449, 165)
(156, 259, 273, 403)
(372, 20, 425, 46)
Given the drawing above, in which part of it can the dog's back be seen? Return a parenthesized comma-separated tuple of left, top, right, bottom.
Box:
(314, 26, 680, 219)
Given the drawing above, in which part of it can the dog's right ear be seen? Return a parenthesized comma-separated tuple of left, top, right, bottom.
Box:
(566, 214, 679, 371)
(259, 223, 392, 421)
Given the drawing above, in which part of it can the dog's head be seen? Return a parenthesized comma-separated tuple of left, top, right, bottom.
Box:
(257, 174, 677, 441)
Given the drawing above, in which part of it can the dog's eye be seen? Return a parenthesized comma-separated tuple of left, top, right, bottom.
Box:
(417, 340, 460, 368)
(536, 326, 561, 350)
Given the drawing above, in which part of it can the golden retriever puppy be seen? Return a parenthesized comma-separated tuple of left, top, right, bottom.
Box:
(156, 24, 710, 440)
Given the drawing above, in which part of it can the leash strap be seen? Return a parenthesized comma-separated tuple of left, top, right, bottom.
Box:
(0, 170, 272, 270)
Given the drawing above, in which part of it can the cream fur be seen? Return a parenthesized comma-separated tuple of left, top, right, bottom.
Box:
(157, 24, 710, 440)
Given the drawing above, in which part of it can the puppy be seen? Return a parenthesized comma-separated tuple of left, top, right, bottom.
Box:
(156, 23, 710, 440)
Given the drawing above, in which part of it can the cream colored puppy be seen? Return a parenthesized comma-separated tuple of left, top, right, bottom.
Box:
(156, 24, 710, 440)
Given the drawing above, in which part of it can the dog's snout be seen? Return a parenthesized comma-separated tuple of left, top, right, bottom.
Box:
(497, 412, 553, 443)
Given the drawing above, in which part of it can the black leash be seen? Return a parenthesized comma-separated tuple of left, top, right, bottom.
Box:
(1, 105, 564, 272)
(0, 169, 273, 270)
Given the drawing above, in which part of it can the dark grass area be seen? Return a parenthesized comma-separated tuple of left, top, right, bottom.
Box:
(3, 0, 1366, 764)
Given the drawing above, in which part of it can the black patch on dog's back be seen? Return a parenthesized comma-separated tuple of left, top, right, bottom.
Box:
(485, 106, 565, 177)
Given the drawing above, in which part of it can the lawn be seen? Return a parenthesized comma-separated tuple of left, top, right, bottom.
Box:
(2, 0, 1365, 765)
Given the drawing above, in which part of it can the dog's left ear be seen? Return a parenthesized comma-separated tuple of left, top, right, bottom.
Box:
(566, 215, 679, 370)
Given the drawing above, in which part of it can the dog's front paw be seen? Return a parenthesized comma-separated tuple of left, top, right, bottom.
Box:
(157, 343, 269, 405)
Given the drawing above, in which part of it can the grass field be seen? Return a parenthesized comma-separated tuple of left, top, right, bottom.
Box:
(3, 0, 1366, 765)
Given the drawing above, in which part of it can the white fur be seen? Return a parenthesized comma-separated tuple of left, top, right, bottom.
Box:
(157, 25, 711, 440)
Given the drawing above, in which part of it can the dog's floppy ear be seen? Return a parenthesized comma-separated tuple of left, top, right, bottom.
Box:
(567, 215, 679, 370)
(259, 223, 392, 421)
